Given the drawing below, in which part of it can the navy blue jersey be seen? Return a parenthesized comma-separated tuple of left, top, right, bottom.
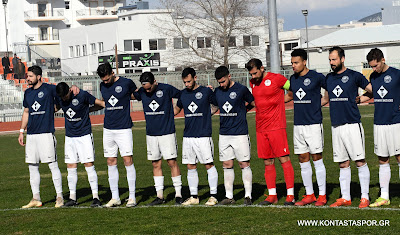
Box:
(23, 83, 59, 134)
(100, 77, 137, 129)
(290, 70, 325, 125)
(58, 91, 96, 137)
(370, 67, 400, 125)
(134, 83, 180, 136)
(177, 86, 213, 137)
(211, 82, 254, 135)
(322, 69, 369, 126)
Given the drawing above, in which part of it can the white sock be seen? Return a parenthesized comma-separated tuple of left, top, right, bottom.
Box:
(108, 165, 119, 200)
(313, 159, 326, 196)
(28, 164, 41, 201)
(154, 176, 164, 199)
(268, 188, 277, 196)
(67, 168, 78, 201)
(300, 161, 314, 195)
(172, 175, 182, 198)
(287, 187, 294, 196)
(379, 163, 390, 200)
(125, 164, 136, 200)
(358, 163, 370, 200)
(207, 166, 218, 195)
(339, 166, 351, 201)
(242, 166, 252, 199)
(223, 168, 235, 199)
(48, 161, 63, 197)
(187, 169, 199, 196)
(85, 165, 99, 199)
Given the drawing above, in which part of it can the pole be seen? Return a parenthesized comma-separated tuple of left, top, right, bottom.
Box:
(3, 1, 9, 55)
(268, 0, 280, 73)
(115, 44, 119, 74)
(305, 15, 310, 68)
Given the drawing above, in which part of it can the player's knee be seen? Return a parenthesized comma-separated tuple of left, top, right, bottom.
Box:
(264, 159, 274, 166)
(107, 157, 117, 166)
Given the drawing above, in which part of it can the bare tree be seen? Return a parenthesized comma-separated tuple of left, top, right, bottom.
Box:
(152, 0, 266, 69)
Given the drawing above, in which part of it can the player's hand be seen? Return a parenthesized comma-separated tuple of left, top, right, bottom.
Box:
(70, 85, 80, 95)
(355, 96, 361, 104)
(18, 133, 25, 146)
(207, 85, 213, 90)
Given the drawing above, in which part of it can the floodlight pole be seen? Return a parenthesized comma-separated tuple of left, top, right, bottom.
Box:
(302, 9, 310, 68)
(3, 0, 9, 55)
(268, 0, 280, 73)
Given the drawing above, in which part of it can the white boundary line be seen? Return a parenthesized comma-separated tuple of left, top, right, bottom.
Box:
(2, 204, 400, 212)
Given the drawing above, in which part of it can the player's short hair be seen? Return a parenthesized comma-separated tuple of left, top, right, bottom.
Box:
(56, 82, 70, 98)
(245, 58, 263, 71)
(182, 67, 196, 78)
(329, 46, 345, 58)
(140, 72, 155, 84)
(28, 65, 42, 76)
(97, 63, 113, 78)
(215, 66, 230, 80)
(291, 49, 307, 61)
(367, 48, 385, 62)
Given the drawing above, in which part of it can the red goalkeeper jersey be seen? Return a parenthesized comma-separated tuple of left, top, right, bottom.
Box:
(250, 72, 287, 132)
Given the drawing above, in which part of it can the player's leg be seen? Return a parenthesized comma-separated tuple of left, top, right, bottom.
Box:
(181, 137, 199, 205)
(205, 163, 218, 206)
(218, 135, 235, 205)
(83, 162, 101, 207)
(103, 129, 121, 207)
(161, 133, 182, 204)
(23, 134, 42, 208)
(311, 153, 326, 206)
(347, 123, 370, 208)
(330, 125, 352, 207)
(64, 136, 78, 207)
(234, 135, 252, 205)
(145, 135, 165, 206)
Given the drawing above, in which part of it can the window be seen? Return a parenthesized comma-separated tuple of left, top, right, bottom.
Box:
(128, 16, 132, 20)
(75, 45, 81, 57)
(82, 45, 87, 56)
(220, 36, 236, 47)
(197, 37, 211, 48)
(53, 28, 59, 40)
(69, 46, 74, 58)
(150, 68, 159, 72)
(284, 42, 299, 51)
(174, 38, 189, 49)
(149, 39, 166, 50)
(125, 69, 134, 74)
(90, 43, 96, 54)
(39, 26, 48, 40)
(98, 42, 104, 53)
(243, 35, 259, 47)
(65, 1, 70, 10)
(229, 64, 238, 69)
(38, 3, 46, 17)
(124, 40, 141, 51)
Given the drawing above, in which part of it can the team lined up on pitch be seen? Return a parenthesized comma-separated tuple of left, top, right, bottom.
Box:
(18, 47, 399, 209)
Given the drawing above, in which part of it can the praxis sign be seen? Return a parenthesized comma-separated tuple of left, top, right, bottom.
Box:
(98, 53, 160, 68)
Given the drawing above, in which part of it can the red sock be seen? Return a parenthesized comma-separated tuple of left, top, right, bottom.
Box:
(282, 160, 294, 189)
(264, 164, 276, 189)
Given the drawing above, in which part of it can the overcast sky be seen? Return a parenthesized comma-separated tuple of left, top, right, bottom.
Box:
(148, 0, 395, 30)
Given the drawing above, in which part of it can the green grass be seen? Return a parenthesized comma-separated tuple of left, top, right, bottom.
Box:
(0, 105, 399, 234)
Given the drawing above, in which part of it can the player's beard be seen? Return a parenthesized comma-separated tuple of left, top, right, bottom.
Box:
(28, 78, 39, 87)
(331, 62, 343, 74)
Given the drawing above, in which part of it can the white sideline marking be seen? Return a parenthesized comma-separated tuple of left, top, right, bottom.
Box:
(2, 204, 400, 212)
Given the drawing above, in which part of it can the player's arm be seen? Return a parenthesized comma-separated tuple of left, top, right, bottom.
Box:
(70, 85, 80, 95)
(174, 105, 182, 116)
(357, 83, 373, 104)
(246, 101, 255, 112)
(211, 104, 219, 115)
(18, 108, 29, 146)
(321, 90, 329, 106)
(89, 99, 105, 112)
(284, 91, 293, 103)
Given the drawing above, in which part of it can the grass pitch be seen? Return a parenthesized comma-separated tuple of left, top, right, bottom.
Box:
(0, 105, 399, 234)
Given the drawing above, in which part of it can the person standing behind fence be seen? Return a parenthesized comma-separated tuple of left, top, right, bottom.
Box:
(97, 62, 138, 208)
(15, 59, 26, 80)
(2, 54, 10, 79)
(18, 65, 65, 208)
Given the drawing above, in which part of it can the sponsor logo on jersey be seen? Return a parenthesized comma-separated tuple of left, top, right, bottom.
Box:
(229, 92, 237, 99)
(115, 86, 123, 93)
(32, 101, 41, 111)
(72, 99, 79, 106)
(108, 95, 118, 107)
(222, 101, 233, 113)
(295, 88, 306, 100)
(264, 79, 271, 86)
(195, 92, 203, 99)
(384, 75, 392, 83)
(149, 100, 160, 111)
(341, 76, 349, 83)
(303, 78, 311, 86)
(377, 85, 388, 99)
(332, 85, 343, 97)
(66, 108, 76, 118)
(38, 91, 44, 98)
(156, 90, 163, 98)
(188, 101, 198, 113)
